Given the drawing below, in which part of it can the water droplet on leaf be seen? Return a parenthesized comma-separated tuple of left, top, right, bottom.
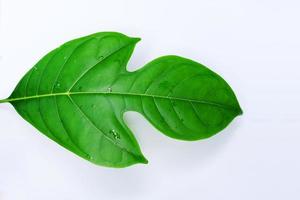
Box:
(107, 87, 112, 93)
(109, 129, 120, 139)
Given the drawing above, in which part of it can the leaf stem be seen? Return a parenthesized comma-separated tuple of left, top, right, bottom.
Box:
(0, 98, 10, 104)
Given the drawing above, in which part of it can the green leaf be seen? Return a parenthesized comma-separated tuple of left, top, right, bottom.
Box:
(0, 32, 242, 168)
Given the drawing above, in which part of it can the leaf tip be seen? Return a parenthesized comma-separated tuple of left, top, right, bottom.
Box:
(138, 155, 149, 165)
(238, 107, 243, 115)
(236, 103, 243, 116)
(131, 37, 141, 43)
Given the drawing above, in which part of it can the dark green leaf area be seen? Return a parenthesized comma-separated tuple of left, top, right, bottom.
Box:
(9, 32, 242, 167)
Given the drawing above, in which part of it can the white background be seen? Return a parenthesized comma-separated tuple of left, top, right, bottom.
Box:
(0, 0, 299, 199)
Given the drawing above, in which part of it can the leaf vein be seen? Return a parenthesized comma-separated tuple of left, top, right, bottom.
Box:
(6, 91, 239, 113)
(68, 40, 138, 92)
(54, 96, 90, 158)
(51, 38, 95, 93)
(68, 95, 142, 160)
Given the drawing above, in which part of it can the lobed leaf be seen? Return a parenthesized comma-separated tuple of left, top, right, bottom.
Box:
(0, 32, 242, 167)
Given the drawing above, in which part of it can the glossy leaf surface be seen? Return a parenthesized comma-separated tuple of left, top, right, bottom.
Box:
(0, 32, 242, 167)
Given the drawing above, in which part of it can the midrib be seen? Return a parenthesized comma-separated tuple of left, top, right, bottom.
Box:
(0, 91, 240, 113)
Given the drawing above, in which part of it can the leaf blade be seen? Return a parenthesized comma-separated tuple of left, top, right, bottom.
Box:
(5, 32, 242, 167)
